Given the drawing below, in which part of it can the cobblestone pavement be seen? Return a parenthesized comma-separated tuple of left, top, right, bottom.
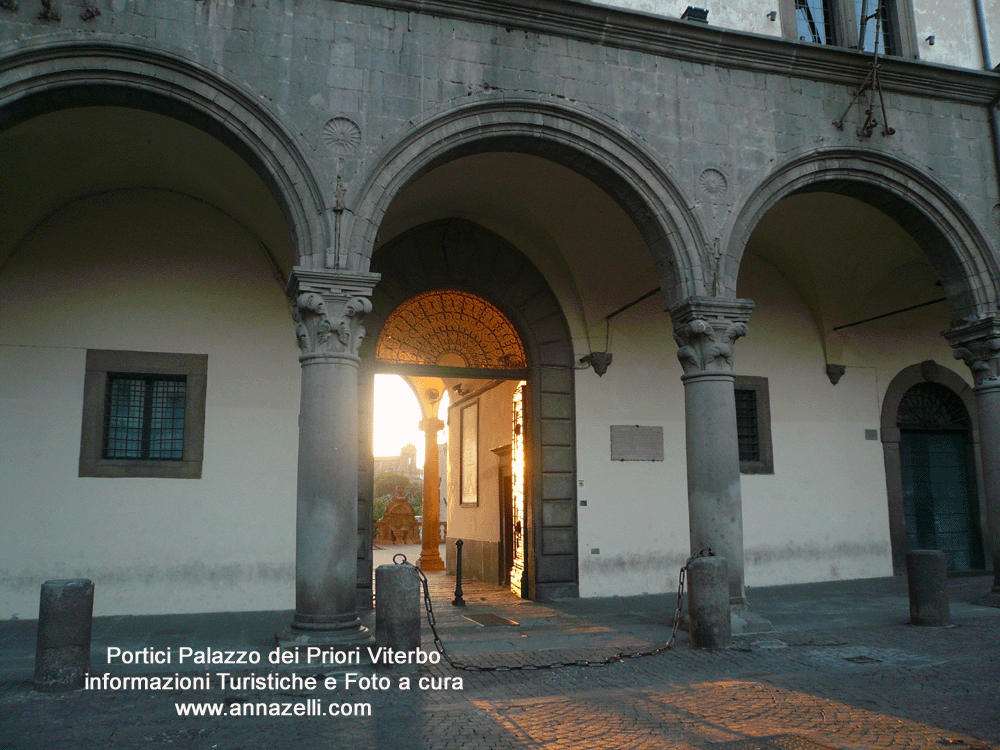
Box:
(2, 570, 998, 750)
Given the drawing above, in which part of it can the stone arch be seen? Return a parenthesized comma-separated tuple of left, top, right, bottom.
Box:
(363, 219, 578, 600)
(0, 39, 330, 264)
(723, 149, 998, 322)
(880, 361, 982, 574)
(344, 93, 707, 308)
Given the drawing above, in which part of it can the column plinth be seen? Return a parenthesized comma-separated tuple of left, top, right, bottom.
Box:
(277, 269, 379, 649)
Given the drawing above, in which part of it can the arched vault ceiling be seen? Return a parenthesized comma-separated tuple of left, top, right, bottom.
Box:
(0, 106, 293, 271)
(375, 152, 661, 342)
(739, 192, 944, 332)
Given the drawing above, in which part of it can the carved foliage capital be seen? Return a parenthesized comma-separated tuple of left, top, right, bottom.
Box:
(945, 317, 1000, 386)
(673, 318, 749, 375)
(293, 292, 372, 357)
(670, 297, 753, 375)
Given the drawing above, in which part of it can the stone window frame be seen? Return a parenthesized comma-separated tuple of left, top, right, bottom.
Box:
(779, 0, 918, 59)
(79, 350, 208, 479)
(734, 375, 774, 475)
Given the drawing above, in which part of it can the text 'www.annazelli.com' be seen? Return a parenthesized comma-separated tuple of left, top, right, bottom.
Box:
(175, 700, 372, 718)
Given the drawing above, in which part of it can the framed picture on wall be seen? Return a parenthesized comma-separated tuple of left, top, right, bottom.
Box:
(460, 401, 478, 506)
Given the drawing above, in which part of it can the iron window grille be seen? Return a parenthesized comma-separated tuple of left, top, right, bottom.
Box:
(103, 374, 187, 460)
(795, 0, 836, 44)
(80, 350, 207, 479)
(733, 376, 774, 475)
(735, 389, 761, 463)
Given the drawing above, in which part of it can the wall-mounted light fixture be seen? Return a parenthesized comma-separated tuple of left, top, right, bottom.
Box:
(926, 35, 935, 45)
(825, 364, 846, 385)
(579, 352, 613, 377)
(767, 11, 777, 21)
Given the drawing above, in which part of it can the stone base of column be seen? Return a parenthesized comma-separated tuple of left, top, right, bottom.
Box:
(416, 550, 444, 572)
(671, 602, 773, 636)
(276, 613, 374, 649)
(729, 602, 774, 634)
(973, 591, 1000, 608)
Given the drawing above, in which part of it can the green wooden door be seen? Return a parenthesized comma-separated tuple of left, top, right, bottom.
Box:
(900, 430, 983, 570)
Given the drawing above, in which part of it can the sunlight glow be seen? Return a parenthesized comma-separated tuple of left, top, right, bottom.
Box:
(373, 374, 448, 465)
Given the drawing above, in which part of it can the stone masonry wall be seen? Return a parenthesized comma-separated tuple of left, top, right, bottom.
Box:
(1, 0, 998, 295)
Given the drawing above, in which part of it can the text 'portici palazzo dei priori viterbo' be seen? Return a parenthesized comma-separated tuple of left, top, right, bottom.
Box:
(2, 0, 999, 645)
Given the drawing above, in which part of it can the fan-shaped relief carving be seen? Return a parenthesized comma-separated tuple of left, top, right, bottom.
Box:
(322, 117, 362, 156)
(896, 382, 970, 430)
(376, 290, 526, 369)
(991, 203, 1000, 230)
(698, 168, 729, 197)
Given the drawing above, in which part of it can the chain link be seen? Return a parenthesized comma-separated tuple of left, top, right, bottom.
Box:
(391, 549, 714, 673)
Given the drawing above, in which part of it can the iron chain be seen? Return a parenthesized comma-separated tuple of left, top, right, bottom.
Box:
(392, 548, 713, 673)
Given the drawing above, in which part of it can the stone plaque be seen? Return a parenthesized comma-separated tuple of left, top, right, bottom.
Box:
(610, 425, 664, 461)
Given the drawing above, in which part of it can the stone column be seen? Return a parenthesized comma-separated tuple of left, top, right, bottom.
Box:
(671, 297, 755, 606)
(946, 317, 1000, 596)
(278, 268, 379, 648)
(417, 417, 445, 571)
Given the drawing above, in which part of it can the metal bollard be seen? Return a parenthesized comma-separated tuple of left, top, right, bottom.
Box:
(452, 539, 466, 607)
(375, 564, 421, 656)
(687, 555, 731, 649)
(907, 549, 950, 626)
(35, 578, 94, 692)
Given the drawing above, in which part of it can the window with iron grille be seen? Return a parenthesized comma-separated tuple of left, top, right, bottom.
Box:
(795, 0, 836, 44)
(735, 388, 760, 463)
(80, 350, 207, 478)
(733, 376, 773, 475)
(779, 0, 915, 57)
(103, 374, 187, 460)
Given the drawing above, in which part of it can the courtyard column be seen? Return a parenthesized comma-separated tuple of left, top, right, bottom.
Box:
(417, 417, 446, 572)
(671, 297, 755, 606)
(278, 268, 379, 648)
(945, 317, 1000, 596)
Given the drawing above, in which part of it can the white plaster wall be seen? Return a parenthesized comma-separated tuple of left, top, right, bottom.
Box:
(914, 0, 994, 69)
(0, 189, 301, 618)
(445, 381, 520, 545)
(575, 300, 691, 597)
(590, 0, 781, 37)
(571, 246, 968, 597)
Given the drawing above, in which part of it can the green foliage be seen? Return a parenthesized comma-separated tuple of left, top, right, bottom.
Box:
(373, 472, 422, 519)
(374, 472, 411, 498)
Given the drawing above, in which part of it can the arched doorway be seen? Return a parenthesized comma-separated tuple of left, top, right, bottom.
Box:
(897, 382, 984, 571)
(882, 363, 985, 573)
(375, 289, 529, 592)
(360, 219, 578, 601)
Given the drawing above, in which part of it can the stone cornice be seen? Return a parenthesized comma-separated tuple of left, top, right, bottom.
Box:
(347, 0, 1000, 106)
(287, 268, 381, 301)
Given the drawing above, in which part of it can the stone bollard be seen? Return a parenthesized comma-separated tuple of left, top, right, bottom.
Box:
(687, 555, 731, 649)
(375, 564, 421, 659)
(907, 549, 950, 626)
(35, 579, 94, 692)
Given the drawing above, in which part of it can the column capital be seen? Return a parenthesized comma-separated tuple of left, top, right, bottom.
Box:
(670, 297, 755, 376)
(419, 417, 446, 433)
(287, 268, 380, 360)
(944, 315, 1000, 386)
